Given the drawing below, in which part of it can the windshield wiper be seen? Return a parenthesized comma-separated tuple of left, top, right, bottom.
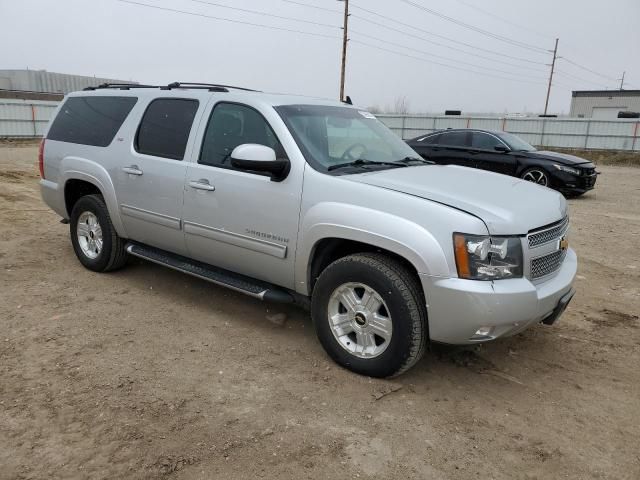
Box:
(327, 159, 409, 171)
(397, 156, 434, 165)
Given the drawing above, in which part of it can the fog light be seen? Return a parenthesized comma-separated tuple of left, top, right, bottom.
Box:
(470, 326, 494, 340)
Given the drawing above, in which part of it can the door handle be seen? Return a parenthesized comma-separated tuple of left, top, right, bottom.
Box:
(122, 165, 143, 176)
(189, 179, 215, 191)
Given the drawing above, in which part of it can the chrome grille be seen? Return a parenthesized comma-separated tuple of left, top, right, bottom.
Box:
(528, 217, 569, 248)
(531, 249, 567, 279)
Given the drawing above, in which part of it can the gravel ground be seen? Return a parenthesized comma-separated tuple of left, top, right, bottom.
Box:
(1, 145, 639, 480)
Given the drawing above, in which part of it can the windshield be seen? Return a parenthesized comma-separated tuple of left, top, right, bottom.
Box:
(275, 104, 420, 172)
(497, 132, 537, 152)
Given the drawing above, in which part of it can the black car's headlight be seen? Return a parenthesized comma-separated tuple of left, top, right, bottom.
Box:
(453, 233, 523, 280)
(553, 164, 581, 175)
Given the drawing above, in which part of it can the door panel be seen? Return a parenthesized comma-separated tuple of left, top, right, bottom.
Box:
(114, 97, 201, 256)
(182, 101, 302, 290)
(470, 132, 516, 175)
(435, 131, 474, 167)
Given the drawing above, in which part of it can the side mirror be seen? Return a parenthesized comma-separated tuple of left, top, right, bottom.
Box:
(494, 145, 510, 153)
(230, 144, 290, 182)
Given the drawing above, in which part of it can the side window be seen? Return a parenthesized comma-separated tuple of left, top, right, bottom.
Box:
(135, 98, 199, 160)
(47, 96, 137, 147)
(200, 103, 283, 168)
(439, 131, 469, 147)
(472, 132, 504, 150)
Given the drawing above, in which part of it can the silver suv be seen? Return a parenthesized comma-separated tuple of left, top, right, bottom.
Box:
(39, 82, 576, 377)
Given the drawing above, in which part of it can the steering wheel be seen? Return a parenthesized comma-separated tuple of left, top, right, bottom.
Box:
(341, 143, 368, 161)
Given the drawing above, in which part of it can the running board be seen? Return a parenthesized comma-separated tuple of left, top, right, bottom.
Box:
(125, 243, 294, 304)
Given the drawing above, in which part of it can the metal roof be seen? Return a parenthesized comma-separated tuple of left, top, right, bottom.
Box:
(572, 90, 640, 97)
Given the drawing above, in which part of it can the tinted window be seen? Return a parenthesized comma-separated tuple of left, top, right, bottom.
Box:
(471, 132, 504, 150)
(47, 96, 137, 147)
(136, 99, 199, 160)
(419, 133, 440, 144)
(200, 103, 283, 168)
(439, 131, 469, 147)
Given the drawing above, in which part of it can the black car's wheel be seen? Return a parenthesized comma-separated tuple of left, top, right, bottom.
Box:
(311, 253, 427, 378)
(521, 167, 550, 187)
(70, 194, 128, 272)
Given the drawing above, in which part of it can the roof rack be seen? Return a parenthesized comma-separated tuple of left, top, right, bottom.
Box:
(83, 83, 156, 91)
(82, 82, 260, 93)
(165, 82, 259, 92)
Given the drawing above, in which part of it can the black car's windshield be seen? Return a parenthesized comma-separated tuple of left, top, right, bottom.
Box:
(275, 104, 421, 173)
(497, 132, 537, 152)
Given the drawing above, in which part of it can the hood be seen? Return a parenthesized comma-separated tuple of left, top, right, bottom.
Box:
(345, 165, 567, 235)
(530, 150, 594, 166)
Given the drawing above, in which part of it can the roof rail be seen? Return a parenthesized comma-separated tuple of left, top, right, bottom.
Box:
(83, 83, 155, 91)
(166, 82, 259, 92)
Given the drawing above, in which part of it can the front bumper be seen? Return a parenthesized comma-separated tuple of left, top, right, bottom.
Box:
(552, 170, 598, 194)
(420, 248, 577, 344)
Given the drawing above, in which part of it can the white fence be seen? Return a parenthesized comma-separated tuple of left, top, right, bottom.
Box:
(0, 100, 59, 137)
(376, 114, 640, 151)
(2, 101, 640, 151)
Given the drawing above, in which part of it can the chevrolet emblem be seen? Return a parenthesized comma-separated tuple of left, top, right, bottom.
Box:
(559, 237, 569, 251)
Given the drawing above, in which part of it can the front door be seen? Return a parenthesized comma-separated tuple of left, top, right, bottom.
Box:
(115, 97, 201, 255)
(470, 131, 516, 176)
(182, 101, 302, 290)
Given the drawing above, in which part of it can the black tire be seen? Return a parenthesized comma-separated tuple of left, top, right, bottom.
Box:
(69, 194, 128, 272)
(520, 167, 550, 188)
(311, 253, 427, 378)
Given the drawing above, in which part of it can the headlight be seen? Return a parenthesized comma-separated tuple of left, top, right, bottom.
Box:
(553, 164, 580, 175)
(453, 233, 523, 280)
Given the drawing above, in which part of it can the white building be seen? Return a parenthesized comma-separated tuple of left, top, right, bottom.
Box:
(569, 90, 640, 119)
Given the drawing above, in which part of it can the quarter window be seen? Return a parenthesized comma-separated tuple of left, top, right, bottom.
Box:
(135, 98, 199, 160)
(200, 103, 283, 168)
(419, 133, 440, 144)
(47, 96, 137, 147)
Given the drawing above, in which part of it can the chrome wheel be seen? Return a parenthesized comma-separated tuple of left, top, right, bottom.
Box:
(522, 169, 549, 186)
(76, 211, 103, 259)
(327, 282, 392, 358)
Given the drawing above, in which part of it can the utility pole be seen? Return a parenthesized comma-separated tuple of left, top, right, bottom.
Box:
(339, 0, 349, 102)
(619, 71, 626, 90)
(543, 38, 559, 116)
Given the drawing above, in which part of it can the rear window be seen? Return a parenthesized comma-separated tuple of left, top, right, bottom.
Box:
(47, 96, 137, 147)
(135, 98, 199, 160)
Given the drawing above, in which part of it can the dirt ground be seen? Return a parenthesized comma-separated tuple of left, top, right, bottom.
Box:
(1, 145, 639, 480)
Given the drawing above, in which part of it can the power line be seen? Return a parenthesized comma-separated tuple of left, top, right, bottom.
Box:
(180, 0, 338, 29)
(454, 0, 554, 40)
(560, 57, 619, 82)
(350, 39, 549, 86)
(555, 70, 610, 89)
(281, 0, 341, 14)
(350, 30, 548, 80)
(349, 2, 548, 67)
(398, 0, 549, 53)
(114, 0, 339, 39)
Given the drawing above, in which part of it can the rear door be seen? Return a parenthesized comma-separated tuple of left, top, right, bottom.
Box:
(433, 130, 473, 167)
(115, 97, 201, 256)
(408, 133, 440, 161)
(470, 131, 517, 176)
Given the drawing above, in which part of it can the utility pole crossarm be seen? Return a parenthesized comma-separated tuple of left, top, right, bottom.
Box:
(339, 0, 349, 102)
(544, 38, 559, 116)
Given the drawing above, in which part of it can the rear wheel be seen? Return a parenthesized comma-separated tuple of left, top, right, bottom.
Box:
(70, 194, 128, 272)
(311, 253, 427, 377)
(521, 167, 550, 187)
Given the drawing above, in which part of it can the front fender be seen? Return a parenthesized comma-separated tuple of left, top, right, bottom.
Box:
(61, 156, 127, 238)
(294, 202, 450, 295)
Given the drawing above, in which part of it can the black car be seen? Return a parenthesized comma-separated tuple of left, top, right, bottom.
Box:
(406, 129, 598, 196)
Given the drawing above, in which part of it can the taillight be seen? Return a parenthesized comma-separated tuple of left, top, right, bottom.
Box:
(38, 138, 45, 179)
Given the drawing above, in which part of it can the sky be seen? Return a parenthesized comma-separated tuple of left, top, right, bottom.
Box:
(1, 0, 639, 114)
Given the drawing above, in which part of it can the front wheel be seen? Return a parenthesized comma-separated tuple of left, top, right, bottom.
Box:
(520, 167, 550, 187)
(311, 253, 427, 377)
